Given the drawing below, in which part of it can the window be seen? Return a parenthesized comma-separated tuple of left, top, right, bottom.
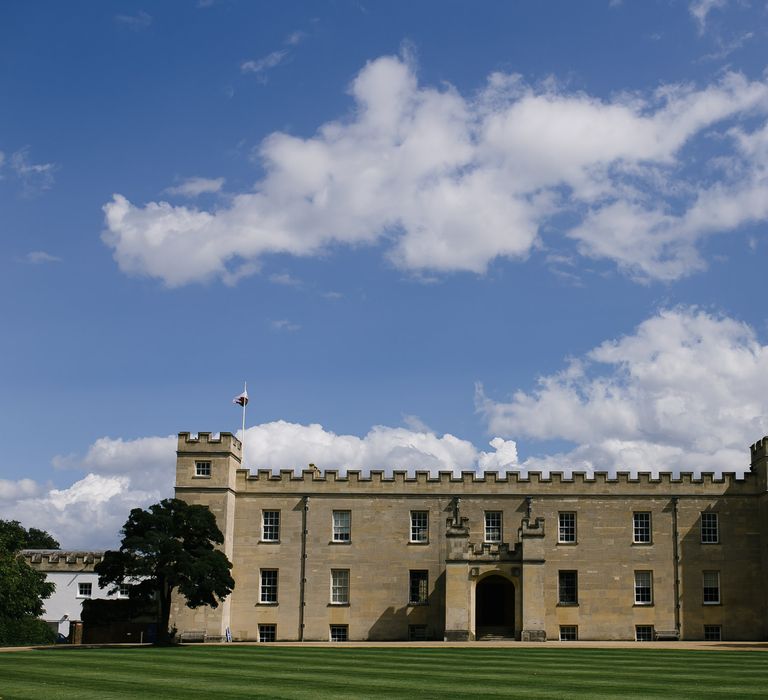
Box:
(484, 511, 502, 543)
(558, 571, 578, 605)
(330, 625, 348, 642)
(559, 625, 578, 641)
(260, 569, 278, 603)
(558, 512, 576, 543)
(634, 571, 653, 605)
(704, 625, 722, 641)
(118, 584, 131, 599)
(633, 512, 652, 544)
(258, 624, 276, 642)
(332, 510, 351, 542)
(195, 461, 211, 477)
(701, 512, 719, 544)
(409, 570, 429, 605)
(636, 625, 654, 642)
(408, 624, 428, 641)
(331, 569, 350, 605)
(410, 511, 428, 543)
(262, 510, 280, 542)
(703, 571, 720, 604)
(77, 582, 92, 598)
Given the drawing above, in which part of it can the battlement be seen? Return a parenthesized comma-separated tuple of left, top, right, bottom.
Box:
(751, 436, 768, 460)
(177, 431, 241, 453)
(22, 549, 104, 571)
(239, 467, 747, 486)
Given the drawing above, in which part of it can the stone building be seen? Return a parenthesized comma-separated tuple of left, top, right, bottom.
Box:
(171, 431, 768, 642)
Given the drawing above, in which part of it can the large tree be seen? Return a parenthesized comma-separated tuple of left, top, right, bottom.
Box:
(95, 498, 234, 644)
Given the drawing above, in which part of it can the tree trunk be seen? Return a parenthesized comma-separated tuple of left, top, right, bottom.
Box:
(156, 577, 173, 645)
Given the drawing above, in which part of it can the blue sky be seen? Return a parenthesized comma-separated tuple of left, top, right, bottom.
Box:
(2, 0, 768, 548)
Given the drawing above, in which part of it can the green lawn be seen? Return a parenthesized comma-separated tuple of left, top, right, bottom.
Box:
(0, 646, 765, 699)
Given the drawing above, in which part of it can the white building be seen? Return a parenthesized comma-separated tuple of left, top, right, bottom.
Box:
(22, 550, 129, 638)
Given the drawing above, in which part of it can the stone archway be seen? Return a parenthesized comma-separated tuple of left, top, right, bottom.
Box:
(475, 574, 515, 639)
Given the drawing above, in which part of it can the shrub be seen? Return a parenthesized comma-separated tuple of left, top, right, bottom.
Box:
(0, 616, 57, 646)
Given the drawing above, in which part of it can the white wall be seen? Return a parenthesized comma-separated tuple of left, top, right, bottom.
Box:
(42, 572, 126, 634)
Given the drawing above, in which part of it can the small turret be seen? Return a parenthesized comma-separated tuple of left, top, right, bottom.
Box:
(750, 436, 768, 492)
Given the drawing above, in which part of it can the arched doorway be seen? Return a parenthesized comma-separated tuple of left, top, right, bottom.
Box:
(475, 575, 515, 639)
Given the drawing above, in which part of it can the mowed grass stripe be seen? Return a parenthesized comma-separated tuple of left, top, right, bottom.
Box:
(0, 647, 766, 700)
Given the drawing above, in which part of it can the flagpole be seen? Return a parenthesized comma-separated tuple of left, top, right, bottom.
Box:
(241, 381, 247, 469)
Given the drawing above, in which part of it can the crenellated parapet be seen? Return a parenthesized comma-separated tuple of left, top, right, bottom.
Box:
(228, 466, 758, 496)
(751, 436, 768, 458)
(240, 467, 746, 486)
(22, 549, 104, 572)
(462, 541, 521, 561)
(177, 431, 241, 454)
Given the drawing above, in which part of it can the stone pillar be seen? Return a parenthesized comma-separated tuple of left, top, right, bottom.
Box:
(444, 509, 471, 641)
(520, 516, 547, 642)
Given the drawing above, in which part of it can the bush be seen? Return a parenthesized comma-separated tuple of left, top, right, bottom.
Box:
(0, 617, 57, 646)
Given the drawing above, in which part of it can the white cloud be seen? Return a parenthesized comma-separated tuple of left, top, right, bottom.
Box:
(270, 319, 301, 332)
(164, 177, 225, 197)
(478, 307, 768, 476)
(115, 10, 152, 29)
(241, 50, 288, 80)
(285, 31, 307, 46)
(52, 434, 176, 494)
(268, 272, 302, 287)
(0, 478, 41, 503)
(11, 148, 56, 193)
(241, 28, 307, 81)
(690, 0, 727, 33)
(8, 435, 175, 549)
(23, 251, 61, 264)
(7, 474, 158, 550)
(103, 54, 768, 287)
(241, 420, 517, 474)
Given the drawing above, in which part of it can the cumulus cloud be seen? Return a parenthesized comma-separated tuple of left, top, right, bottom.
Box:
(103, 54, 768, 287)
(8, 435, 178, 549)
(6, 474, 158, 550)
(241, 421, 517, 474)
(164, 177, 225, 197)
(478, 307, 768, 476)
(0, 478, 41, 502)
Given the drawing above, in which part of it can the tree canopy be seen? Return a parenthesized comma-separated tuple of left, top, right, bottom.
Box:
(95, 498, 234, 644)
(0, 520, 60, 552)
(0, 520, 57, 644)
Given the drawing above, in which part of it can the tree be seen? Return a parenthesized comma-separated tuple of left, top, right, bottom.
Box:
(0, 520, 57, 645)
(0, 520, 60, 551)
(95, 498, 235, 644)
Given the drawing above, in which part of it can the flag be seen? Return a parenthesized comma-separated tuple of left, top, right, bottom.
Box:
(233, 389, 249, 407)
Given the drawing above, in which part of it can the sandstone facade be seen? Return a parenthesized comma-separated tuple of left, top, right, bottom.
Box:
(171, 431, 768, 642)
